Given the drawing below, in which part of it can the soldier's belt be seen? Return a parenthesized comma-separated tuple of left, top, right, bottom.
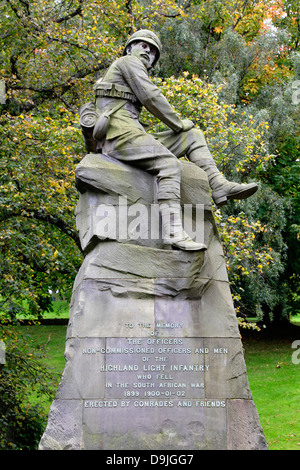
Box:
(94, 82, 137, 102)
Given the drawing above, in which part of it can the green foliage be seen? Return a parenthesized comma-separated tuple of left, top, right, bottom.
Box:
(156, 0, 293, 100)
(0, 322, 59, 449)
(0, 0, 298, 454)
(0, 110, 83, 318)
(0, 0, 298, 324)
(152, 0, 300, 321)
(143, 75, 287, 319)
(143, 73, 272, 175)
(217, 197, 287, 320)
(0, 3, 298, 452)
(251, 75, 300, 319)
(0, 0, 188, 319)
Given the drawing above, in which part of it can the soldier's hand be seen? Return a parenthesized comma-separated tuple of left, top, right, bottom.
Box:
(181, 119, 195, 132)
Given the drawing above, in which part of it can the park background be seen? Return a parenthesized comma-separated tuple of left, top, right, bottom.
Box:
(0, 0, 299, 450)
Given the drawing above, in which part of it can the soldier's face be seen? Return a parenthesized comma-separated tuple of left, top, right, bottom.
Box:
(129, 41, 157, 68)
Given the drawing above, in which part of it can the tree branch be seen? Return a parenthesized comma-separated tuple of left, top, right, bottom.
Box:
(7, 61, 108, 112)
(55, 0, 83, 23)
(1, 210, 82, 251)
(232, 0, 250, 30)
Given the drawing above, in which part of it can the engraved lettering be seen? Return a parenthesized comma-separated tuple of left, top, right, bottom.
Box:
(170, 364, 209, 371)
(143, 364, 166, 371)
(81, 338, 231, 409)
(100, 364, 139, 371)
(190, 383, 204, 388)
(84, 401, 118, 408)
(133, 400, 174, 407)
(133, 382, 155, 388)
(156, 374, 173, 380)
(194, 348, 209, 354)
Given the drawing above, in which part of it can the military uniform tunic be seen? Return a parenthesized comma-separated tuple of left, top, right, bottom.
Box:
(94, 54, 210, 201)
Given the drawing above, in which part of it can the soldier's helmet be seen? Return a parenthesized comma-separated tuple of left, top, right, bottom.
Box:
(123, 29, 162, 66)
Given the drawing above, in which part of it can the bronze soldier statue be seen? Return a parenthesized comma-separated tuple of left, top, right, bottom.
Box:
(80, 30, 257, 251)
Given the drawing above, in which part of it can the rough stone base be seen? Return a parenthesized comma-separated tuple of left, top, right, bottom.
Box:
(39, 154, 268, 450)
(40, 397, 267, 450)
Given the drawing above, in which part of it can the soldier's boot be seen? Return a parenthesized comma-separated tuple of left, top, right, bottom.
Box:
(159, 200, 207, 251)
(208, 164, 258, 207)
(188, 153, 258, 208)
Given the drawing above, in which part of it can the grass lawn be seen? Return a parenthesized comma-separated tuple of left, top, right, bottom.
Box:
(290, 313, 300, 326)
(16, 298, 70, 321)
(16, 324, 68, 414)
(16, 323, 300, 451)
(243, 336, 300, 451)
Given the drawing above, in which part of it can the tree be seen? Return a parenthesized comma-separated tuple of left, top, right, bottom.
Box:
(142, 74, 286, 321)
(153, 0, 299, 323)
(0, 0, 191, 318)
(0, 0, 298, 324)
(0, 0, 120, 318)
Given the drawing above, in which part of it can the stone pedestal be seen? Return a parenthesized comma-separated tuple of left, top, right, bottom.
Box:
(39, 154, 268, 450)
